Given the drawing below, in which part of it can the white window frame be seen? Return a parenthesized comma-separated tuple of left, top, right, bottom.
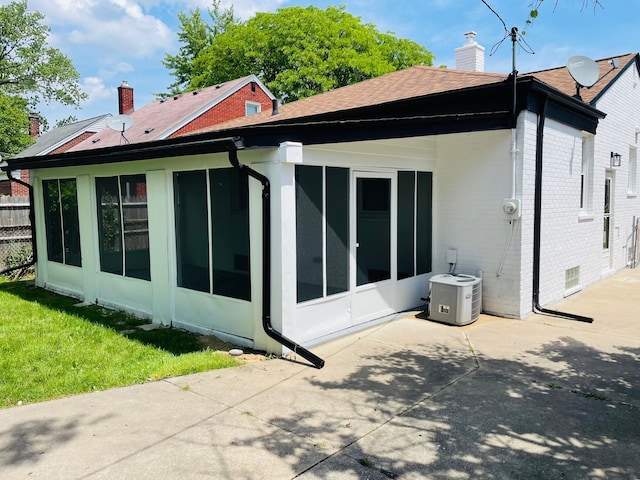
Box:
(580, 134, 595, 216)
(628, 145, 637, 196)
(245, 101, 261, 116)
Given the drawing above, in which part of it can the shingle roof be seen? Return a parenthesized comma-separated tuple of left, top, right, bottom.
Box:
(193, 66, 509, 133)
(523, 53, 637, 104)
(14, 115, 110, 158)
(70, 75, 273, 151)
(194, 54, 639, 135)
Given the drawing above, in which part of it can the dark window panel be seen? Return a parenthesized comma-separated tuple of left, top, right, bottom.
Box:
(210, 168, 251, 301)
(416, 172, 433, 275)
(174, 170, 210, 293)
(96, 177, 123, 276)
(120, 175, 150, 280)
(397, 171, 416, 280)
(295, 165, 324, 302)
(59, 179, 82, 267)
(326, 167, 349, 295)
(42, 179, 64, 263)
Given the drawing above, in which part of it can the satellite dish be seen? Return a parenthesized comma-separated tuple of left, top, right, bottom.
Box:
(106, 114, 134, 132)
(566, 55, 599, 88)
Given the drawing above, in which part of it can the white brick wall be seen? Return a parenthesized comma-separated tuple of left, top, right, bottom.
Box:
(533, 64, 640, 309)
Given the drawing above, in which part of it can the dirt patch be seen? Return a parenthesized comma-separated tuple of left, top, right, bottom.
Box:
(197, 334, 270, 364)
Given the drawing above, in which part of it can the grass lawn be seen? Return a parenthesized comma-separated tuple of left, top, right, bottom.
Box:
(0, 279, 251, 409)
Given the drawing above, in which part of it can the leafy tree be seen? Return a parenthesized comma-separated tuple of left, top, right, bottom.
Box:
(162, 0, 239, 95)
(0, 0, 86, 155)
(0, 93, 33, 156)
(55, 116, 79, 128)
(165, 4, 433, 102)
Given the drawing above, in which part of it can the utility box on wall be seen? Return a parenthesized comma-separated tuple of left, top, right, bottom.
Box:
(428, 274, 482, 325)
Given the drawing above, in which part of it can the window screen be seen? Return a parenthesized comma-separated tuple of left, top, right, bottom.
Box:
(397, 171, 416, 279)
(174, 170, 210, 292)
(96, 175, 150, 280)
(210, 168, 251, 300)
(416, 172, 433, 275)
(42, 178, 81, 266)
(295, 165, 349, 302)
(295, 165, 323, 302)
(174, 168, 251, 300)
(326, 167, 349, 295)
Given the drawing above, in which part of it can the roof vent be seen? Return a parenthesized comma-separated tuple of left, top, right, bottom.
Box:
(272, 98, 280, 116)
(92, 138, 101, 144)
(144, 127, 155, 134)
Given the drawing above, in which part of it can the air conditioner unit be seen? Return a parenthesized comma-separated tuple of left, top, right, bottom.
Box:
(428, 274, 482, 326)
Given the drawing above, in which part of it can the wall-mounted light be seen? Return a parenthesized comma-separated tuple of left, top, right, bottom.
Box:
(611, 152, 622, 168)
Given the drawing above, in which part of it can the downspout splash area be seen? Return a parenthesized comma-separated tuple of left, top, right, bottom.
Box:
(0, 168, 37, 275)
(228, 144, 325, 369)
(532, 98, 593, 323)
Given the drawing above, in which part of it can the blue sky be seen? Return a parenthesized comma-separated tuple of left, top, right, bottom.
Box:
(5, 0, 638, 127)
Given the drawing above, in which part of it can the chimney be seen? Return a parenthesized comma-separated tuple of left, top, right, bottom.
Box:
(117, 80, 134, 114)
(455, 31, 485, 72)
(28, 113, 40, 137)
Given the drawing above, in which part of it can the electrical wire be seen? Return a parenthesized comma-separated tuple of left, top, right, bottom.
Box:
(497, 219, 516, 277)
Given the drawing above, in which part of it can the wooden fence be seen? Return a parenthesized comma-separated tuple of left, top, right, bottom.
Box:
(0, 196, 32, 269)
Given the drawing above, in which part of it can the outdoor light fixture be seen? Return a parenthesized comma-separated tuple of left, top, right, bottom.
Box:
(611, 152, 622, 168)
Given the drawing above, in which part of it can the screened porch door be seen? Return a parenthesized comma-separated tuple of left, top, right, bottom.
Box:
(352, 172, 396, 323)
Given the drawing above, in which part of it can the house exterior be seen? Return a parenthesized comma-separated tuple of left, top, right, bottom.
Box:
(1, 115, 111, 196)
(69, 75, 275, 151)
(2, 54, 638, 365)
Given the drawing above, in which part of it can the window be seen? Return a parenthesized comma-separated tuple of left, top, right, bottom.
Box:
(565, 266, 580, 291)
(629, 146, 637, 195)
(42, 178, 81, 266)
(399, 171, 433, 278)
(174, 168, 251, 301)
(245, 101, 261, 116)
(96, 175, 150, 280)
(295, 166, 349, 302)
(580, 134, 594, 213)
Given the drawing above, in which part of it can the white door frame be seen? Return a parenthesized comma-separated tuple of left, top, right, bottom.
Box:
(603, 169, 615, 273)
(350, 170, 397, 324)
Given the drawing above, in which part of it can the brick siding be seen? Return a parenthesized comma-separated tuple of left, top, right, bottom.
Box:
(170, 83, 273, 138)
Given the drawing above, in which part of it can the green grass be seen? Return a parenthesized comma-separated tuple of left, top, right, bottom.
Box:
(0, 279, 245, 408)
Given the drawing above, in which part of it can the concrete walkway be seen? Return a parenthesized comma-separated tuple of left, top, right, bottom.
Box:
(1, 268, 639, 479)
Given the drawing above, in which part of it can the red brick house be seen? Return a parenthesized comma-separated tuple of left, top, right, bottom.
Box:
(3, 75, 274, 195)
(69, 75, 275, 151)
(1, 114, 111, 196)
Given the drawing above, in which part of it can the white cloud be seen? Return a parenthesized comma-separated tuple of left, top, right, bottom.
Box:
(80, 77, 115, 105)
(26, 0, 174, 60)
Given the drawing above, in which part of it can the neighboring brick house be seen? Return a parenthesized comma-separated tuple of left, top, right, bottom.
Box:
(0, 115, 110, 196)
(5, 75, 275, 195)
(3, 36, 639, 364)
(69, 75, 275, 151)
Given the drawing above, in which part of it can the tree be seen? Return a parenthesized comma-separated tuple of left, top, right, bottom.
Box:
(164, 4, 433, 102)
(55, 116, 79, 128)
(162, 0, 239, 95)
(0, 0, 86, 155)
(0, 93, 32, 156)
(525, 0, 604, 31)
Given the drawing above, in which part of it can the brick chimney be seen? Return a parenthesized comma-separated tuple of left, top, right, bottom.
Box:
(455, 31, 485, 72)
(117, 80, 134, 114)
(28, 113, 40, 137)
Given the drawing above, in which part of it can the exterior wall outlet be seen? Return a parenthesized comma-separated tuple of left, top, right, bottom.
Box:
(503, 198, 521, 218)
